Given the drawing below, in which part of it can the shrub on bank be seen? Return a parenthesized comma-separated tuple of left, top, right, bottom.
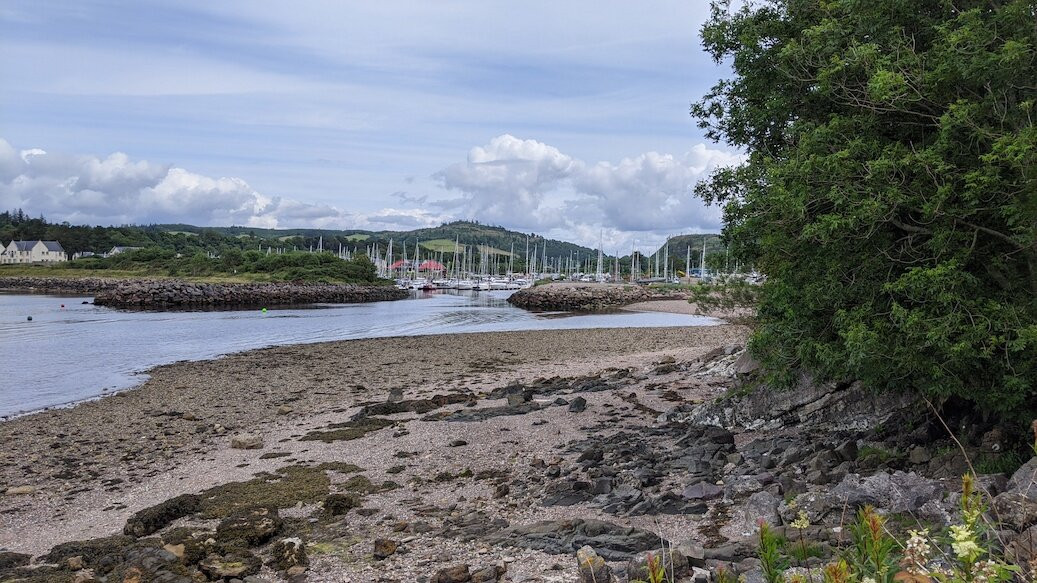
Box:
(64, 248, 382, 284)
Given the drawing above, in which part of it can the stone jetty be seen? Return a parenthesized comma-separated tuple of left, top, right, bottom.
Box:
(507, 282, 650, 312)
(0, 276, 121, 295)
(93, 280, 408, 308)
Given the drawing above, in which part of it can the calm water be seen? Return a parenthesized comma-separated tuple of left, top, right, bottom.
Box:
(0, 291, 718, 417)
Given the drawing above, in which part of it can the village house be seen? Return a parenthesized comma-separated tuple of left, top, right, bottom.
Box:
(0, 240, 67, 264)
(106, 246, 143, 256)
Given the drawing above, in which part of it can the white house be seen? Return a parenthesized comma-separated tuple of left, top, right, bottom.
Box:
(0, 240, 67, 264)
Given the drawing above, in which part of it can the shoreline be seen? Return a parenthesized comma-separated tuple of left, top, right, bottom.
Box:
(0, 293, 723, 420)
(0, 324, 749, 560)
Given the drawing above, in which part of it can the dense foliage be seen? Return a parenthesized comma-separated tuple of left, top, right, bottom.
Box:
(71, 248, 380, 283)
(0, 213, 611, 271)
(693, 1, 1037, 418)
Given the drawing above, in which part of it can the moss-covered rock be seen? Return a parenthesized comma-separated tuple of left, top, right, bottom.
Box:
(40, 535, 136, 574)
(123, 493, 202, 537)
(198, 465, 331, 518)
(323, 493, 361, 516)
(215, 507, 282, 547)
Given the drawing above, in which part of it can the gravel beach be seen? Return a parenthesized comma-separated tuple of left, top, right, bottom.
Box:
(0, 321, 748, 580)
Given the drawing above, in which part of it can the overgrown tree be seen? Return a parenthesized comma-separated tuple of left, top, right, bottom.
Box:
(693, 0, 1037, 418)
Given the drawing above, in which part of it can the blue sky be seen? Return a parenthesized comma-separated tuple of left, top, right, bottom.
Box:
(0, 0, 741, 251)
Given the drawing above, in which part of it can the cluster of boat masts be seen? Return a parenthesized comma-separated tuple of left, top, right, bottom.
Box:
(297, 235, 757, 290)
(367, 235, 691, 291)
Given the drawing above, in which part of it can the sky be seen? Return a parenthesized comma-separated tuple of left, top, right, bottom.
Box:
(0, 1, 741, 252)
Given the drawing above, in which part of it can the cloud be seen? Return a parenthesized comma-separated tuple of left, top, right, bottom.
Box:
(430, 134, 743, 248)
(0, 137, 452, 231)
(434, 134, 580, 229)
(0, 136, 742, 253)
(572, 145, 743, 231)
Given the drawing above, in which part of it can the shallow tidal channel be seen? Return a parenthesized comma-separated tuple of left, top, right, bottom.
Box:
(0, 290, 719, 417)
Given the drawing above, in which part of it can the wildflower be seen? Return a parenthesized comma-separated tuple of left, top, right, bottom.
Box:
(791, 510, 810, 530)
(949, 525, 982, 562)
(973, 560, 999, 583)
(862, 577, 877, 583)
(901, 529, 931, 575)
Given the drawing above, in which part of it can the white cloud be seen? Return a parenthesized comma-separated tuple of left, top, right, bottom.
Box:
(0, 137, 451, 230)
(0, 136, 742, 253)
(431, 135, 743, 250)
(434, 134, 580, 229)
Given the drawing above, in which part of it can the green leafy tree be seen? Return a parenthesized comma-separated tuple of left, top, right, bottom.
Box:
(693, 0, 1037, 418)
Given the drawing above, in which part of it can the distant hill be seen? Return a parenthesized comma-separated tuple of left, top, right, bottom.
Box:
(651, 234, 726, 259)
(152, 221, 599, 260)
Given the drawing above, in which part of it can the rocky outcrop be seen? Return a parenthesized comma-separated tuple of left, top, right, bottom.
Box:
(93, 279, 407, 308)
(674, 373, 919, 432)
(507, 283, 650, 312)
(488, 519, 664, 560)
(1, 276, 409, 307)
(0, 276, 121, 294)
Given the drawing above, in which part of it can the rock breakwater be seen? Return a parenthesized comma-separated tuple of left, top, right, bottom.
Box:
(507, 283, 650, 312)
(93, 280, 408, 308)
(0, 276, 121, 294)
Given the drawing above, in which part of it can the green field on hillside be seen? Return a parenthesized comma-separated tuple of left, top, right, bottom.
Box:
(419, 239, 513, 256)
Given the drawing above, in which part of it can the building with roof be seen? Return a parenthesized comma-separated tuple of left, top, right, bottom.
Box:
(0, 240, 67, 264)
(106, 246, 143, 256)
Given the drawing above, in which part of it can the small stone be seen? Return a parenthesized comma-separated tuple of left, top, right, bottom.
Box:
(433, 564, 471, 583)
(470, 565, 506, 582)
(5, 485, 35, 495)
(231, 434, 264, 450)
(66, 556, 85, 570)
(324, 493, 361, 516)
(568, 397, 588, 413)
(834, 440, 858, 462)
(682, 482, 723, 500)
(908, 446, 932, 465)
(627, 549, 690, 581)
(449, 440, 469, 447)
(677, 540, 706, 567)
(373, 538, 398, 560)
(276, 405, 293, 416)
(576, 545, 610, 583)
(268, 538, 308, 571)
(285, 565, 307, 577)
(73, 569, 98, 583)
(163, 544, 185, 559)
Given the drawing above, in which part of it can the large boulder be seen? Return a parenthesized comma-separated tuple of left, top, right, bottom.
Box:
(785, 471, 947, 524)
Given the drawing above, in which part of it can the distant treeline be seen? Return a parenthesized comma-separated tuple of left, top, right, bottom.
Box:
(69, 247, 380, 284)
(0, 211, 730, 276)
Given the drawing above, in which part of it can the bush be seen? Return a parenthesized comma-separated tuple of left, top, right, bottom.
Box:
(693, 1, 1037, 422)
